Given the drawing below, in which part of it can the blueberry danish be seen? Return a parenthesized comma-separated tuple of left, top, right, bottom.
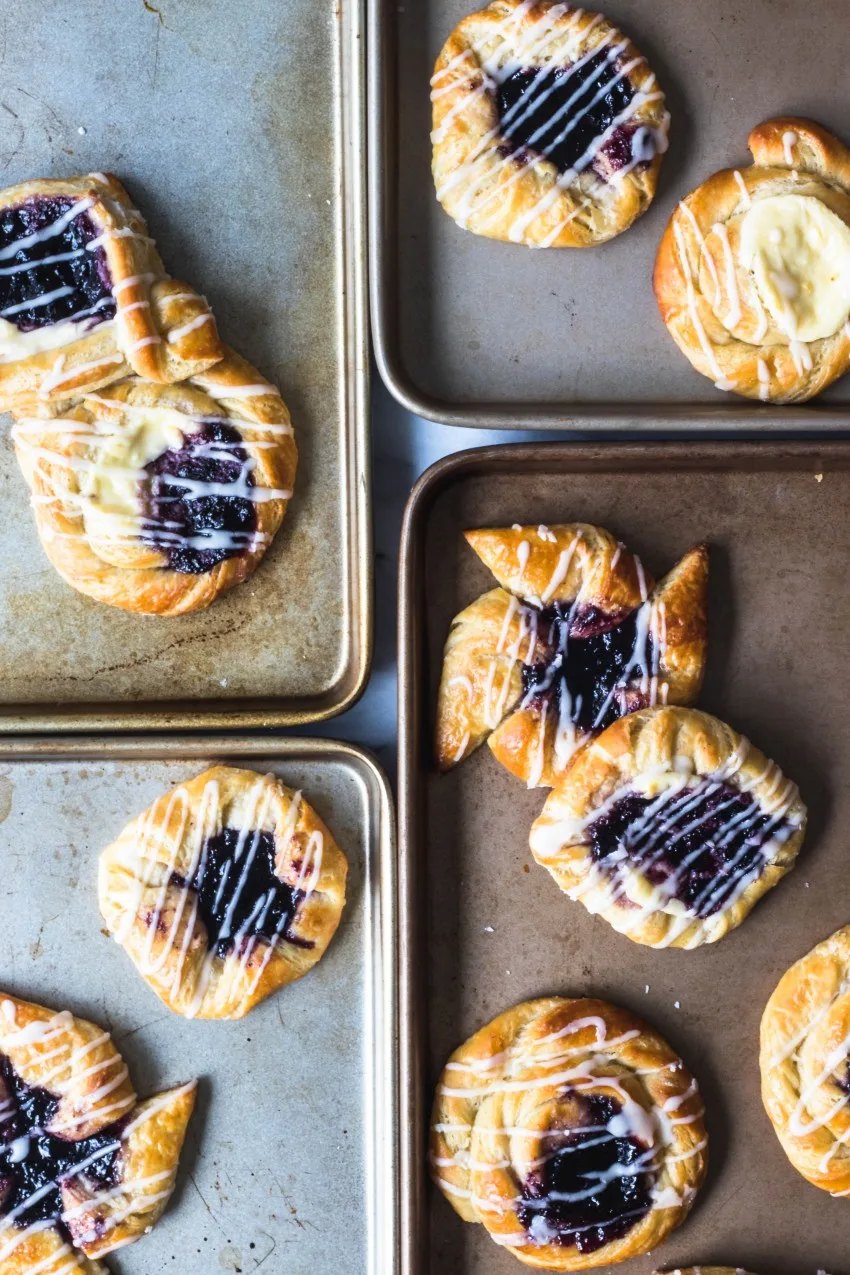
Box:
(530, 707, 807, 948)
(99, 766, 348, 1020)
(436, 524, 707, 787)
(761, 925, 850, 1196)
(431, 0, 669, 247)
(654, 118, 850, 403)
(431, 996, 707, 1269)
(0, 173, 222, 411)
(12, 347, 296, 616)
(0, 993, 194, 1274)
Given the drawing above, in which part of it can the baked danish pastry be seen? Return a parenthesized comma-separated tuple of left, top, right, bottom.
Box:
(430, 996, 707, 1269)
(530, 706, 807, 948)
(0, 993, 195, 1272)
(0, 172, 222, 411)
(654, 118, 850, 403)
(11, 347, 297, 616)
(760, 925, 850, 1196)
(99, 766, 348, 1020)
(436, 525, 707, 787)
(431, 0, 669, 247)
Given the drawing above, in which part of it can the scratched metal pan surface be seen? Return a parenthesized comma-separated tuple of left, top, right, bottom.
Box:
(0, 736, 397, 1274)
(370, 0, 850, 428)
(398, 442, 850, 1274)
(0, 0, 370, 730)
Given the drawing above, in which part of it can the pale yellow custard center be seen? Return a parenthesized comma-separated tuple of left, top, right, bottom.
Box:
(83, 404, 186, 545)
(739, 194, 850, 342)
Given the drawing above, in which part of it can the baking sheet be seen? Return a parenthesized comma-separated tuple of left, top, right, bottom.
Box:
(0, 736, 397, 1273)
(398, 442, 850, 1274)
(371, 0, 850, 426)
(0, 0, 370, 729)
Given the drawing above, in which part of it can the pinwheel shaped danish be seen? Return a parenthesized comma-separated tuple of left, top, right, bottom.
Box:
(436, 524, 708, 788)
(760, 924, 850, 1196)
(0, 993, 194, 1274)
(530, 707, 807, 949)
(431, 0, 669, 247)
(654, 118, 850, 403)
(430, 996, 707, 1269)
(99, 766, 348, 1020)
(0, 172, 222, 411)
(11, 348, 297, 616)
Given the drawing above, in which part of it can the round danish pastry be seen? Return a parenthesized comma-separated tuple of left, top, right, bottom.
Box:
(99, 765, 348, 1020)
(431, 0, 669, 247)
(430, 996, 707, 1269)
(11, 347, 297, 616)
(760, 925, 850, 1196)
(436, 524, 708, 787)
(0, 993, 195, 1271)
(0, 172, 222, 411)
(654, 118, 850, 403)
(530, 706, 807, 948)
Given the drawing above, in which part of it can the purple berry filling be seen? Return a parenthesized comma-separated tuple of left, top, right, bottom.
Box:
(587, 781, 790, 917)
(495, 53, 647, 179)
(517, 1093, 652, 1253)
(141, 421, 257, 575)
(521, 603, 653, 733)
(0, 1056, 123, 1233)
(0, 197, 115, 331)
(170, 826, 312, 958)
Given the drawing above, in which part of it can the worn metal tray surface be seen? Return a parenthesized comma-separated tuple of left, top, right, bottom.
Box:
(0, 0, 369, 730)
(371, 0, 850, 427)
(398, 442, 850, 1274)
(0, 736, 397, 1273)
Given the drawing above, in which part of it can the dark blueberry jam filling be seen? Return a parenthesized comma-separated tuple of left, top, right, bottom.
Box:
(518, 1093, 652, 1254)
(496, 53, 640, 178)
(142, 421, 257, 575)
(0, 1056, 122, 1232)
(171, 826, 310, 958)
(0, 197, 115, 331)
(587, 781, 789, 917)
(522, 603, 651, 732)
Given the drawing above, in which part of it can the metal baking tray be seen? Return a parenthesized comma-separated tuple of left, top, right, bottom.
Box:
(0, 0, 370, 730)
(370, 0, 850, 428)
(0, 735, 397, 1273)
(398, 441, 850, 1274)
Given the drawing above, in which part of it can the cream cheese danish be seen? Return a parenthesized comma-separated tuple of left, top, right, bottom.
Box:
(11, 347, 297, 616)
(431, 0, 669, 246)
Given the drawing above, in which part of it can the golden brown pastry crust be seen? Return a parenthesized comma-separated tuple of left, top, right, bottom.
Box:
(435, 526, 708, 788)
(654, 118, 850, 403)
(530, 706, 807, 948)
(430, 996, 707, 1269)
(0, 173, 222, 409)
(12, 346, 297, 617)
(760, 925, 850, 1196)
(0, 993, 194, 1269)
(99, 765, 348, 1020)
(432, 1, 669, 247)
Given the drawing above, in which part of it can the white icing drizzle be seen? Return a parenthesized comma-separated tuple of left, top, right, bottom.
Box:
(757, 356, 771, 400)
(783, 129, 798, 166)
(110, 775, 321, 1019)
(732, 169, 751, 209)
(712, 222, 741, 330)
(431, 2, 667, 239)
(0, 199, 95, 262)
(167, 312, 215, 343)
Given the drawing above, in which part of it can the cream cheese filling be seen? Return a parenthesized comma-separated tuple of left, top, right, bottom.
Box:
(82, 405, 186, 549)
(739, 194, 850, 342)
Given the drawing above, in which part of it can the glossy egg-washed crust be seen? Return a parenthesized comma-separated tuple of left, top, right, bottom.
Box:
(436, 524, 708, 787)
(0, 173, 222, 410)
(531, 707, 807, 948)
(654, 118, 850, 403)
(432, 0, 668, 247)
(760, 925, 850, 1195)
(0, 993, 194, 1270)
(99, 766, 348, 1020)
(431, 996, 707, 1270)
(12, 346, 297, 617)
